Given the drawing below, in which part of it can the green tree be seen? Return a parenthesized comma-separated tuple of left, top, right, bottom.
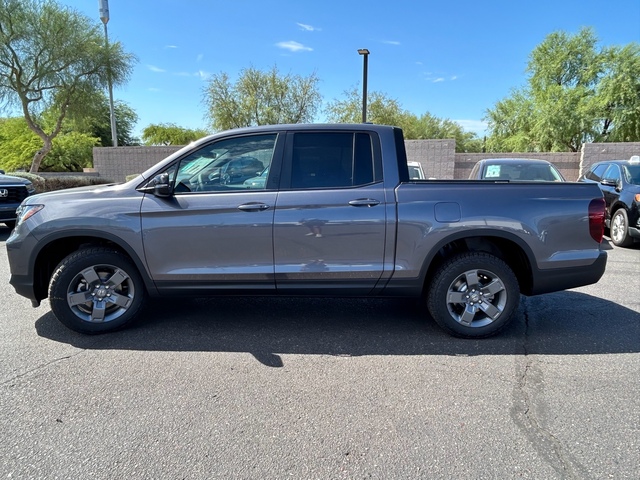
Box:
(204, 66, 321, 130)
(484, 89, 535, 152)
(325, 87, 482, 152)
(0, 117, 42, 171)
(0, 116, 98, 171)
(44, 131, 98, 171)
(142, 123, 209, 145)
(0, 0, 135, 172)
(485, 28, 640, 152)
(595, 43, 640, 142)
(409, 113, 483, 152)
(325, 87, 413, 126)
(61, 89, 140, 146)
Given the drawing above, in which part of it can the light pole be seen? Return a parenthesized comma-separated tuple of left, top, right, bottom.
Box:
(99, 0, 118, 147)
(357, 49, 370, 123)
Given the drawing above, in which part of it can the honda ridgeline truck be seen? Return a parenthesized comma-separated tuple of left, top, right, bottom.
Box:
(6, 124, 608, 338)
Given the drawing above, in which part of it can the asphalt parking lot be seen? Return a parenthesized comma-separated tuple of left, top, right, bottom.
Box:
(1, 225, 638, 479)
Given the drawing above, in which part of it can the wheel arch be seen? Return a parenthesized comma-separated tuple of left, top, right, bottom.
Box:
(610, 201, 630, 218)
(31, 231, 156, 303)
(420, 231, 535, 296)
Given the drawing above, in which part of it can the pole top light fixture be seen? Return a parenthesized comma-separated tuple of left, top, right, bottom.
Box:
(99, 0, 110, 24)
(358, 49, 370, 55)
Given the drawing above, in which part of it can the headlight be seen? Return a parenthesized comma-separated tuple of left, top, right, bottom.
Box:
(15, 204, 44, 226)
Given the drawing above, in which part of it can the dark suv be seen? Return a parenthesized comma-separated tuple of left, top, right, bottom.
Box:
(579, 156, 640, 247)
(0, 170, 36, 229)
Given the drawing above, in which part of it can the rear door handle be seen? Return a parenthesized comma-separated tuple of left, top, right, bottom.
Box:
(237, 202, 270, 212)
(348, 198, 381, 207)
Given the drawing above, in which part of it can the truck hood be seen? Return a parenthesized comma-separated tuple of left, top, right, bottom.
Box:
(0, 174, 31, 186)
(25, 182, 126, 204)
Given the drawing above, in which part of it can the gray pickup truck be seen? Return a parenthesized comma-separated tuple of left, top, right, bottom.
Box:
(6, 124, 608, 338)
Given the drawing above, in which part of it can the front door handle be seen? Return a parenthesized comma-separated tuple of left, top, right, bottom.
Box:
(348, 198, 381, 207)
(237, 202, 270, 212)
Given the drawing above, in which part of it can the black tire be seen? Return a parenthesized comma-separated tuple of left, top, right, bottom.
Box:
(427, 252, 520, 338)
(49, 247, 146, 334)
(610, 209, 634, 247)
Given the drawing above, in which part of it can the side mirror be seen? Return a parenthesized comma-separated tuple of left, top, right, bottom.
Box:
(0, 170, 5, 175)
(139, 173, 172, 197)
(600, 178, 619, 188)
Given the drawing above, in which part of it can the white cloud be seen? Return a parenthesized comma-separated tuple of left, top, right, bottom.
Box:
(276, 41, 313, 52)
(383, 40, 401, 45)
(164, 45, 178, 49)
(147, 65, 166, 73)
(423, 72, 459, 83)
(196, 54, 204, 62)
(148, 87, 162, 92)
(297, 23, 320, 32)
(196, 70, 210, 80)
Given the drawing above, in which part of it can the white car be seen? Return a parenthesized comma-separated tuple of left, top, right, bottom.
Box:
(408, 161, 425, 180)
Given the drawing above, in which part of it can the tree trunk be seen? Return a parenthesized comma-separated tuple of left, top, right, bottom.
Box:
(29, 137, 53, 173)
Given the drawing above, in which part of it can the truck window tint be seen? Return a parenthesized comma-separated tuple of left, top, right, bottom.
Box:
(354, 133, 374, 185)
(173, 134, 277, 193)
(290, 132, 375, 189)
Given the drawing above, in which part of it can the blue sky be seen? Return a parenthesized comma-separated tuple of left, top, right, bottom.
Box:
(64, 0, 639, 138)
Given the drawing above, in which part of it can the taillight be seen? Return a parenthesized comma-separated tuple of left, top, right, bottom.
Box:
(588, 198, 605, 243)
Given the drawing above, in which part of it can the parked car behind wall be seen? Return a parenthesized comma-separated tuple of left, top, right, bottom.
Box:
(469, 158, 565, 182)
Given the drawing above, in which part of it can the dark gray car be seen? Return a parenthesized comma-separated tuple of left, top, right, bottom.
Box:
(0, 170, 35, 229)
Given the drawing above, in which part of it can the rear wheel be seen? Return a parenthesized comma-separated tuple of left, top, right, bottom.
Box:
(610, 209, 634, 247)
(427, 252, 520, 338)
(49, 247, 146, 334)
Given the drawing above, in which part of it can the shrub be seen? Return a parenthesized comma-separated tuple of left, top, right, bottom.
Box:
(39, 176, 114, 192)
(0, 118, 99, 172)
(6, 172, 46, 192)
(6, 172, 113, 193)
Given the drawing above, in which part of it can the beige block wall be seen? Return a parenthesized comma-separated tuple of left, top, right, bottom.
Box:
(93, 141, 640, 183)
(580, 142, 640, 175)
(405, 140, 456, 179)
(93, 146, 182, 182)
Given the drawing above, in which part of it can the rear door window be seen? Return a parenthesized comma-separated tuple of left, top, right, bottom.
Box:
(286, 132, 380, 189)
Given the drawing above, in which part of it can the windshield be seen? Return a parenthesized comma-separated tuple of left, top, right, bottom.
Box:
(175, 135, 276, 185)
(483, 163, 564, 181)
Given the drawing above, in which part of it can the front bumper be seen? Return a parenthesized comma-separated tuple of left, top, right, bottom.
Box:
(0, 204, 19, 222)
(6, 228, 41, 304)
(628, 226, 640, 239)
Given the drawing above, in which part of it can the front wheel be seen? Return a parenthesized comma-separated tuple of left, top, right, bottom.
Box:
(610, 209, 634, 247)
(427, 253, 520, 338)
(49, 247, 146, 334)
